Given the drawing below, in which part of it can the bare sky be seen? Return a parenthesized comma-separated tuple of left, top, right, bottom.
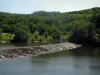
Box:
(0, 0, 100, 14)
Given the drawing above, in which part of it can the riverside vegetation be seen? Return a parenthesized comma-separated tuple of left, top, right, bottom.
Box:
(0, 7, 100, 45)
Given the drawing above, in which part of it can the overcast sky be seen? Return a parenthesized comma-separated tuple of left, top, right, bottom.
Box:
(0, 0, 100, 14)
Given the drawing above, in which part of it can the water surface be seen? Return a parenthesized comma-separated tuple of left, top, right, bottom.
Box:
(0, 44, 100, 75)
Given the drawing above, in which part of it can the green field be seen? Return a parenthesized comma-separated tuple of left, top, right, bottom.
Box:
(0, 33, 14, 41)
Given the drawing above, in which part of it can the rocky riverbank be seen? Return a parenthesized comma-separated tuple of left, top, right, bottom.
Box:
(0, 42, 81, 59)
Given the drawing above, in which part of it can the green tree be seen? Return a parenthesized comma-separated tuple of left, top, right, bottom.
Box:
(0, 29, 2, 41)
(90, 29, 100, 43)
(13, 25, 29, 42)
(91, 13, 100, 28)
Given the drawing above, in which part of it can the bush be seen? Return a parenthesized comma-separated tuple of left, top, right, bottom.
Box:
(1, 33, 14, 41)
(90, 29, 100, 43)
(61, 32, 72, 41)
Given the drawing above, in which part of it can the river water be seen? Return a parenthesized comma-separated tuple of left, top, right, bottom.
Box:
(0, 44, 100, 75)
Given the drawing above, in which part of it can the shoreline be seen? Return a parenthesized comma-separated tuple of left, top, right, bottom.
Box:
(0, 42, 81, 59)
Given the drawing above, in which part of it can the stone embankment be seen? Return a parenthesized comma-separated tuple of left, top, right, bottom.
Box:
(0, 42, 81, 59)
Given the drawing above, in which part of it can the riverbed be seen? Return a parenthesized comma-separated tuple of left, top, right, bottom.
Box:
(0, 44, 100, 75)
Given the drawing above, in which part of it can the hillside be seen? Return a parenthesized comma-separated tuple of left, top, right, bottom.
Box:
(0, 7, 100, 44)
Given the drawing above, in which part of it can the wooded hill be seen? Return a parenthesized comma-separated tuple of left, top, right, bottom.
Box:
(0, 7, 100, 45)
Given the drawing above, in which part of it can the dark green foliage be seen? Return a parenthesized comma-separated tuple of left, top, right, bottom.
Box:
(69, 29, 84, 44)
(88, 13, 100, 44)
(13, 25, 29, 42)
(0, 7, 100, 44)
(90, 29, 100, 43)
(14, 30, 28, 42)
(91, 13, 100, 28)
(0, 29, 2, 40)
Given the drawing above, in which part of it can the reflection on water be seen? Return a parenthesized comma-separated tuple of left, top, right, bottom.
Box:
(0, 45, 100, 75)
(0, 42, 51, 50)
(0, 43, 28, 50)
(72, 46, 100, 57)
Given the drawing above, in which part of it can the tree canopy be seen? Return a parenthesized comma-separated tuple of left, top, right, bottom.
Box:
(0, 7, 100, 45)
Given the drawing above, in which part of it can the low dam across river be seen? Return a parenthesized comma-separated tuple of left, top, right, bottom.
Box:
(0, 42, 81, 59)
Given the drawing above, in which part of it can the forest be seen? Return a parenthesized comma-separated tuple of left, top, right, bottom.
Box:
(0, 7, 100, 45)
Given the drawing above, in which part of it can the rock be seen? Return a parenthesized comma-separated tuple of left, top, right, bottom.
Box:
(0, 55, 5, 59)
(0, 43, 81, 60)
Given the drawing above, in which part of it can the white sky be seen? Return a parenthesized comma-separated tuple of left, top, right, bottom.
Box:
(0, 0, 100, 14)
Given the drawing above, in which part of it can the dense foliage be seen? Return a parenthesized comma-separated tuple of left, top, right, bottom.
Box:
(0, 7, 100, 45)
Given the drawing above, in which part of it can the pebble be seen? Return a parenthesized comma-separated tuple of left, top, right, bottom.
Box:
(0, 43, 81, 59)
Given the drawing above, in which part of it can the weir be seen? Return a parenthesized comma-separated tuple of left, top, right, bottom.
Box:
(0, 42, 81, 59)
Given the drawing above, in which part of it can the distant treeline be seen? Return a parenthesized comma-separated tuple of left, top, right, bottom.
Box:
(0, 7, 100, 45)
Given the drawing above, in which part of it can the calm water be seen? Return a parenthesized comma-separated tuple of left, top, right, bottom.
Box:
(0, 44, 100, 75)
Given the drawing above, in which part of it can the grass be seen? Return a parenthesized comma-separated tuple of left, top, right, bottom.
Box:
(61, 32, 72, 41)
(0, 33, 14, 41)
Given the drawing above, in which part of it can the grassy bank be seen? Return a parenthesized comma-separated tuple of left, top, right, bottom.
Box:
(0, 33, 14, 43)
(0, 31, 72, 44)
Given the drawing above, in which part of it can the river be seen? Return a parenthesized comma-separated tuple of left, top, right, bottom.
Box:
(0, 44, 100, 75)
